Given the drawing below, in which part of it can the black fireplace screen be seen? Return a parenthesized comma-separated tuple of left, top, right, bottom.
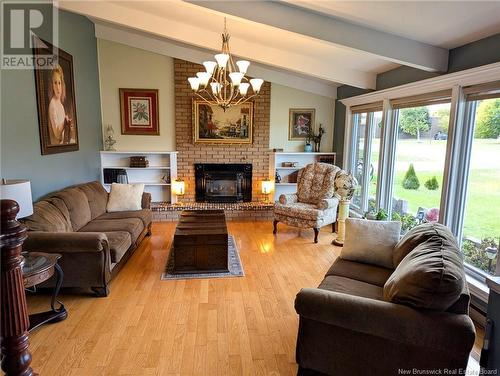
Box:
(195, 164, 252, 202)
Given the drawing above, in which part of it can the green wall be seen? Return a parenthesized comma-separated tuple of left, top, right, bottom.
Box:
(0, 10, 102, 200)
(333, 33, 500, 167)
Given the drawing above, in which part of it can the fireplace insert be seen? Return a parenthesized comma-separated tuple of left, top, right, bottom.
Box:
(195, 163, 252, 203)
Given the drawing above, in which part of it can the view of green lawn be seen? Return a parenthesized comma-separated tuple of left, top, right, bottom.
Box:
(369, 139, 500, 240)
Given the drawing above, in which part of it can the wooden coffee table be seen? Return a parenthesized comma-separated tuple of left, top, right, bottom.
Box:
(172, 210, 229, 273)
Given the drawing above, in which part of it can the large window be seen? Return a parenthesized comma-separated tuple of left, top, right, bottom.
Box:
(351, 110, 382, 213)
(462, 97, 500, 276)
(391, 103, 451, 232)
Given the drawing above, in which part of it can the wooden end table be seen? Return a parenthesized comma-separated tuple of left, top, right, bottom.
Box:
(22, 252, 68, 331)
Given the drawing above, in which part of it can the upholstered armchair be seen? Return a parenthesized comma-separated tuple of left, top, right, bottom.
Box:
(273, 163, 343, 243)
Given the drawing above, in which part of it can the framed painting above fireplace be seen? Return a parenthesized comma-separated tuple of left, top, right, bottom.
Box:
(193, 100, 253, 144)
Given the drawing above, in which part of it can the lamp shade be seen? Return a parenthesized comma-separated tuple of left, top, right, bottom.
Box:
(261, 180, 273, 195)
(172, 179, 185, 196)
(0, 179, 33, 218)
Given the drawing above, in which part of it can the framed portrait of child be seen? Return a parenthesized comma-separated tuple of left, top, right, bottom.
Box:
(34, 37, 79, 155)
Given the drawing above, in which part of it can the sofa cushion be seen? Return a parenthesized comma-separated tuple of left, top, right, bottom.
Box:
(95, 209, 152, 228)
(105, 231, 132, 263)
(22, 198, 72, 232)
(341, 218, 401, 269)
(326, 258, 393, 287)
(106, 183, 145, 212)
(297, 163, 340, 205)
(79, 218, 144, 243)
(393, 222, 458, 267)
(319, 275, 384, 301)
(53, 188, 92, 231)
(384, 234, 466, 312)
(274, 202, 325, 221)
(77, 181, 108, 220)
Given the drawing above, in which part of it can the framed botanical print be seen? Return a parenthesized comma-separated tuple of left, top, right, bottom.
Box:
(120, 88, 159, 135)
(193, 100, 253, 144)
(289, 108, 315, 141)
(34, 38, 79, 155)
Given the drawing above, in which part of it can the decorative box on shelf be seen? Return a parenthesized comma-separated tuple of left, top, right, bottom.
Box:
(100, 151, 178, 203)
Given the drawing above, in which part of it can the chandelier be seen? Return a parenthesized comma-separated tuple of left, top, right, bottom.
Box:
(187, 18, 263, 111)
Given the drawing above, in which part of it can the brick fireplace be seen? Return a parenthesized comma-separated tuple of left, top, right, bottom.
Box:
(174, 58, 271, 203)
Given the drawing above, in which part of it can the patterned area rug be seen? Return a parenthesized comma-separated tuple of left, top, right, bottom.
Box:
(161, 235, 244, 280)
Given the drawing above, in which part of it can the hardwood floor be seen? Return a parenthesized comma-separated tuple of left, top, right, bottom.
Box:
(25, 221, 484, 375)
(25, 222, 338, 375)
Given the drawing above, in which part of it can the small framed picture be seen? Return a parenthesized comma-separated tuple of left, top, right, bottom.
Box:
(289, 108, 315, 141)
(119, 88, 159, 135)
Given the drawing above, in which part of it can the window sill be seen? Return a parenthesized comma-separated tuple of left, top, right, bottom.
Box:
(467, 274, 489, 304)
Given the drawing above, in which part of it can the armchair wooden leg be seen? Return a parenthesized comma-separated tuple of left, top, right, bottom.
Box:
(331, 222, 335, 233)
(273, 220, 278, 234)
(313, 228, 319, 243)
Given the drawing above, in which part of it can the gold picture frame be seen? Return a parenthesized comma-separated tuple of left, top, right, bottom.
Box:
(193, 100, 253, 144)
(289, 108, 315, 141)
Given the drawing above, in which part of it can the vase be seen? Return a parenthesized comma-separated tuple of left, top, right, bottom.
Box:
(304, 143, 313, 152)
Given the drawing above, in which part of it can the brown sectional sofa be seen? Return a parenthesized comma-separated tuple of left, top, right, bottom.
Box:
(295, 223, 476, 375)
(22, 181, 152, 297)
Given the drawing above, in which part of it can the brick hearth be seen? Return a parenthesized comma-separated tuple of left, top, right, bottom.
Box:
(174, 58, 271, 203)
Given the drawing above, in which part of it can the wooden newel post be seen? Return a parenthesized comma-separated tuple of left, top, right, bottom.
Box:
(1, 199, 35, 376)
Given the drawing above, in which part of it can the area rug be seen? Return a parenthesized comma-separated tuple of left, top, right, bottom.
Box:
(161, 235, 244, 280)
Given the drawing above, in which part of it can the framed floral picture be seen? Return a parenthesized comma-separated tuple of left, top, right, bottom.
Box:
(193, 100, 253, 144)
(119, 88, 159, 135)
(34, 37, 79, 155)
(289, 108, 315, 140)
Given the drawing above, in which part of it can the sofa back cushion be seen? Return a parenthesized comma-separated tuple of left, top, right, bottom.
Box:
(341, 218, 401, 269)
(77, 181, 108, 219)
(22, 197, 72, 232)
(393, 222, 456, 267)
(384, 231, 466, 312)
(297, 163, 340, 205)
(53, 187, 92, 231)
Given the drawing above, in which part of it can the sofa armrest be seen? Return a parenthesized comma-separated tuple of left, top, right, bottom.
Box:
(279, 193, 298, 205)
(317, 197, 339, 210)
(24, 231, 109, 253)
(295, 288, 475, 354)
(142, 192, 152, 209)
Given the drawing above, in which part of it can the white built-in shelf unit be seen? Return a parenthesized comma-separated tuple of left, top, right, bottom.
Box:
(100, 151, 178, 203)
(270, 152, 337, 201)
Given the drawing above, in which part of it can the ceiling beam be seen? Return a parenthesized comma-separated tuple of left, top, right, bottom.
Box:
(187, 0, 449, 72)
(94, 22, 338, 98)
(58, 1, 375, 89)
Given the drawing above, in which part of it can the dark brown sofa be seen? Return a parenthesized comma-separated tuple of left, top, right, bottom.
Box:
(295, 223, 476, 376)
(21, 181, 152, 297)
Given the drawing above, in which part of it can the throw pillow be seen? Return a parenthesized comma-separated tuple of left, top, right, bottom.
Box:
(340, 218, 401, 269)
(393, 222, 459, 267)
(383, 234, 465, 311)
(106, 183, 145, 212)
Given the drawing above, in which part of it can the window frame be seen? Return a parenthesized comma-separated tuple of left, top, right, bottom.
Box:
(341, 63, 500, 292)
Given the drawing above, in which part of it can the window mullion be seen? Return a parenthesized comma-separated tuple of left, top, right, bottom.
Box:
(378, 99, 396, 214)
(361, 113, 374, 212)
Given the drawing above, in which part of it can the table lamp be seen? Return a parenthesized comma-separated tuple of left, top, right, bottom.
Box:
(173, 179, 185, 196)
(0, 179, 33, 218)
(261, 179, 273, 202)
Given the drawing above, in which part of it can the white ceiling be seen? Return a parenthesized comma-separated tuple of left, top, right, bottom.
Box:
(287, 1, 500, 49)
(59, 1, 500, 91)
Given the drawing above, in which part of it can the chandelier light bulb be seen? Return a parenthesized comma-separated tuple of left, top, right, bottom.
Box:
(188, 77, 200, 91)
(196, 72, 211, 87)
(250, 78, 264, 93)
(239, 83, 250, 96)
(210, 82, 222, 95)
(214, 53, 229, 68)
(236, 60, 250, 74)
(229, 72, 244, 86)
(203, 61, 217, 74)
